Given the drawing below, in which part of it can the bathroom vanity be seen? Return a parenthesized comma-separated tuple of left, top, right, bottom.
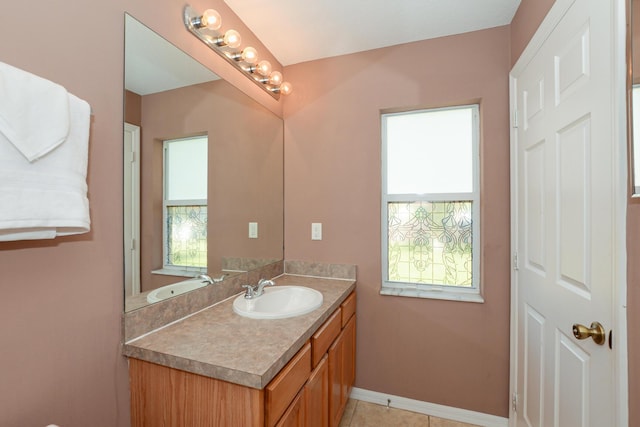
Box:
(124, 274, 356, 427)
(122, 12, 356, 427)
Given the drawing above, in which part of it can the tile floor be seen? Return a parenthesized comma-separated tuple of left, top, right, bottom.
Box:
(338, 399, 481, 427)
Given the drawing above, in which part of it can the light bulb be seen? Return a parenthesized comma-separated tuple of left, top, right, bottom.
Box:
(279, 81, 293, 95)
(269, 71, 283, 85)
(256, 60, 272, 76)
(200, 9, 221, 30)
(222, 29, 241, 48)
(241, 47, 258, 64)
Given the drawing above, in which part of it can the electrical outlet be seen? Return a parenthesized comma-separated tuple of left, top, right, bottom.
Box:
(311, 223, 322, 240)
(249, 222, 258, 239)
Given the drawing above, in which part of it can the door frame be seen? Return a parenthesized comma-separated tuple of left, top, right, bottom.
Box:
(124, 122, 141, 298)
(508, 0, 629, 425)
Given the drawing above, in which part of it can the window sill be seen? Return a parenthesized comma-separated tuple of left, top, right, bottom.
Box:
(380, 285, 484, 303)
(152, 267, 207, 277)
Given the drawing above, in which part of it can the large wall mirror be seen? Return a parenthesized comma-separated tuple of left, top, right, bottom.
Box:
(123, 14, 284, 312)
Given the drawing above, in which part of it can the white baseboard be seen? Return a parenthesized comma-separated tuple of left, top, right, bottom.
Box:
(349, 387, 509, 427)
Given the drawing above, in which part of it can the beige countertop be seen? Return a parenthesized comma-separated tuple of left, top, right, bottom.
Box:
(123, 274, 355, 389)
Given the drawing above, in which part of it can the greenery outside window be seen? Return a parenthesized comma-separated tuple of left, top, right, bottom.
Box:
(163, 136, 208, 273)
(381, 104, 482, 302)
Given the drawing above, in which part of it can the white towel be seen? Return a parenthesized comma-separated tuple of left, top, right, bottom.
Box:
(0, 64, 91, 242)
(0, 62, 70, 161)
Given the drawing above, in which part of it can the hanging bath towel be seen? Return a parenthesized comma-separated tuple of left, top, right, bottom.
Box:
(0, 61, 91, 241)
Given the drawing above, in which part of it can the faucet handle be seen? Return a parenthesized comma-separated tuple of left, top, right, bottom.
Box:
(196, 274, 214, 284)
(242, 284, 256, 299)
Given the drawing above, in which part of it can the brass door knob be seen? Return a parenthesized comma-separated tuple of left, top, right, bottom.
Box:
(572, 321, 606, 345)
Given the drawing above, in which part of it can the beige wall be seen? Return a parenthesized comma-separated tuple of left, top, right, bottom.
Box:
(0, 0, 281, 425)
(283, 27, 512, 416)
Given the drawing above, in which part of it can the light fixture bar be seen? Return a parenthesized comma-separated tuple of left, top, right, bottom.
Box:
(183, 5, 291, 100)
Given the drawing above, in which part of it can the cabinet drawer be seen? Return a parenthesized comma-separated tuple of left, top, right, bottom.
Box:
(266, 342, 312, 427)
(340, 292, 356, 327)
(311, 309, 341, 368)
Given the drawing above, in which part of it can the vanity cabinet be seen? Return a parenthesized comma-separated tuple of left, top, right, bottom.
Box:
(129, 291, 356, 427)
(270, 291, 356, 427)
(129, 358, 265, 427)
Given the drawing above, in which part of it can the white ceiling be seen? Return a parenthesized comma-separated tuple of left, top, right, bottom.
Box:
(224, 0, 522, 66)
(125, 14, 220, 96)
(124, 1, 522, 95)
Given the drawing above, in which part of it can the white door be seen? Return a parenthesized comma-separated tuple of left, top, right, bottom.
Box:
(510, 0, 626, 426)
(124, 123, 141, 298)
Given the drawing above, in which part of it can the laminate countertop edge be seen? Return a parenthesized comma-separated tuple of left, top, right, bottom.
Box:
(123, 275, 356, 389)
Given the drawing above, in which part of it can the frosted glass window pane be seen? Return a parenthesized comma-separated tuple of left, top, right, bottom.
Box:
(386, 108, 473, 194)
(387, 201, 473, 287)
(166, 205, 207, 268)
(165, 136, 208, 200)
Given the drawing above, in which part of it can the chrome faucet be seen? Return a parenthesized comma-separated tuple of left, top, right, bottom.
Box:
(195, 274, 214, 284)
(242, 278, 275, 299)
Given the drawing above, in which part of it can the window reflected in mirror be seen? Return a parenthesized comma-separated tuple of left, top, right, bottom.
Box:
(163, 136, 208, 273)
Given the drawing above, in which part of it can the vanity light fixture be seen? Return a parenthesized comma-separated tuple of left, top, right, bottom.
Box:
(254, 60, 272, 76)
(190, 8, 221, 30)
(183, 5, 292, 99)
(230, 46, 258, 64)
(214, 29, 242, 49)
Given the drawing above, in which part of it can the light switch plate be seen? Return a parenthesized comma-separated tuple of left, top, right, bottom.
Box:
(311, 223, 322, 240)
(249, 222, 258, 239)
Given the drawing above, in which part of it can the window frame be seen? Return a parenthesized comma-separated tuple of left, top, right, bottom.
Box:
(160, 136, 208, 276)
(380, 104, 483, 303)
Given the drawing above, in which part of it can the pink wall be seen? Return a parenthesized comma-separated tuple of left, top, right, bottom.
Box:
(627, 202, 640, 426)
(509, 0, 556, 65)
(283, 27, 512, 416)
(631, 0, 640, 422)
(1, 0, 636, 424)
(0, 0, 281, 425)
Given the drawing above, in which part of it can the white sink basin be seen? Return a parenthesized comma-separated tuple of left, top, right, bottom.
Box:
(146, 278, 207, 303)
(233, 286, 323, 319)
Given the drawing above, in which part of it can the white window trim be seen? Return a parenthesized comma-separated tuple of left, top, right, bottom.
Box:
(161, 136, 208, 272)
(380, 104, 482, 303)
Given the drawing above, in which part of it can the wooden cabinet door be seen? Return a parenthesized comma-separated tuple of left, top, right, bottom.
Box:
(276, 388, 306, 427)
(328, 330, 344, 427)
(266, 343, 312, 427)
(305, 354, 329, 427)
(342, 316, 356, 400)
(328, 312, 357, 427)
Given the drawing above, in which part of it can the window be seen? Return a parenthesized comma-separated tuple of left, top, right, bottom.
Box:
(381, 104, 481, 302)
(163, 136, 208, 273)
